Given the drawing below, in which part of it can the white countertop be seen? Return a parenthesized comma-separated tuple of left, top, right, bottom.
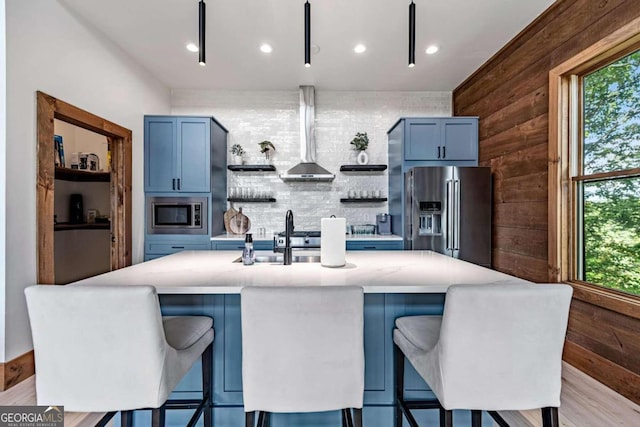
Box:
(72, 250, 529, 294)
(211, 233, 403, 241)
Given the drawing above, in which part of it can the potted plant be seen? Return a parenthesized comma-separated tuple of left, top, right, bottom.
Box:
(230, 144, 245, 165)
(350, 132, 370, 165)
(258, 140, 276, 164)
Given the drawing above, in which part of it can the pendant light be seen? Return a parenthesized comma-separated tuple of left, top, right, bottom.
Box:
(409, 1, 415, 67)
(304, 1, 311, 67)
(199, 0, 206, 66)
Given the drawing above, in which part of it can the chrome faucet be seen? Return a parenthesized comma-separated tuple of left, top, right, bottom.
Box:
(284, 209, 294, 265)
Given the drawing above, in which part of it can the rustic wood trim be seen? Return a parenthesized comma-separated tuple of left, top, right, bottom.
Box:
(572, 167, 640, 182)
(563, 340, 640, 405)
(569, 280, 640, 321)
(548, 17, 640, 306)
(0, 351, 35, 391)
(36, 91, 132, 284)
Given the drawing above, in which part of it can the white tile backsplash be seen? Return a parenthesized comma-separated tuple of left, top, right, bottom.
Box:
(171, 89, 451, 233)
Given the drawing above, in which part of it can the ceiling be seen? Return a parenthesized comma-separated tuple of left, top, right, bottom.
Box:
(60, 0, 555, 91)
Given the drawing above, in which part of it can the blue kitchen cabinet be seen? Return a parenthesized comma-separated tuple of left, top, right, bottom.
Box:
(346, 240, 403, 251)
(144, 116, 217, 193)
(145, 234, 212, 259)
(156, 293, 450, 426)
(395, 117, 478, 164)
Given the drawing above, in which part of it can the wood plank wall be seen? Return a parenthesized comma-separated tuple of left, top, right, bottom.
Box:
(452, 0, 640, 404)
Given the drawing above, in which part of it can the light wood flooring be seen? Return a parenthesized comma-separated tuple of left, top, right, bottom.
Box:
(1, 363, 638, 426)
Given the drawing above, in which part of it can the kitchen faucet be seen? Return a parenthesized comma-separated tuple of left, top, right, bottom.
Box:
(283, 210, 294, 265)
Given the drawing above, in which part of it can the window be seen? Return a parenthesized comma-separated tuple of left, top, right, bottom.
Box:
(550, 22, 640, 309)
(576, 51, 640, 296)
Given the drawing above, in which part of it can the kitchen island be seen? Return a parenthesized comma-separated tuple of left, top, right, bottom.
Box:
(72, 251, 530, 427)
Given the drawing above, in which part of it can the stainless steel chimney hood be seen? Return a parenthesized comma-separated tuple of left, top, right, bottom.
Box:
(279, 86, 335, 182)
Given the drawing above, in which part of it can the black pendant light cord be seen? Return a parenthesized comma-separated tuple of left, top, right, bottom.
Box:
(304, 1, 311, 67)
(199, 0, 206, 66)
(409, 1, 415, 67)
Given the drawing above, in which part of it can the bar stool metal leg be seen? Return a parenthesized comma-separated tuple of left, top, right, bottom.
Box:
(245, 411, 255, 427)
(439, 407, 452, 427)
(120, 410, 133, 427)
(151, 405, 166, 427)
(353, 408, 363, 427)
(471, 409, 482, 427)
(542, 407, 559, 427)
(202, 342, 213, 427)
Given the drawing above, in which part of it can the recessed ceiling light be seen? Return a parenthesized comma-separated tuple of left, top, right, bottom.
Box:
(354, 44, 366, 54)
(425, 45, 439, 55)
(260, 44, 273, 53)
(186, 43, 199, 52)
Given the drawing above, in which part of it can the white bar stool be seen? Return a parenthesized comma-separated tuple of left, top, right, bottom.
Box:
(393, 283, 573, 427)
(241, 286, 365, 427)
(25, 285, 214, 427)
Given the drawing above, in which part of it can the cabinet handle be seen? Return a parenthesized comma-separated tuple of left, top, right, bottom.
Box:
(437, 146, 441, 159)
(177, 178, 181, 190)
(443, 146, 446, 158)
(171, 246, 185, 249)
(363, 246, 376, 249)
(172, 178, 176, 190)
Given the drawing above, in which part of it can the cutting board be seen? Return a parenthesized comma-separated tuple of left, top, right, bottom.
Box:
(223, 206, 238, 233)
(229, 207, 251, 235)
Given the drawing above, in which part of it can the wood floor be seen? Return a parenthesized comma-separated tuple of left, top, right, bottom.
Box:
(1, 363, 638, 426)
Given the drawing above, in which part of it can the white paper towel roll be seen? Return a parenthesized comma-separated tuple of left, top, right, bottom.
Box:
(321, 217, 346, 268)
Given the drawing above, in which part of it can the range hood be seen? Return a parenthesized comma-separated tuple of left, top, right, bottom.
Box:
(279, 86, 335, 182)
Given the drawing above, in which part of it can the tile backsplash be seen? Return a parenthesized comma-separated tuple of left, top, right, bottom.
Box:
(171, 89, 451, 234)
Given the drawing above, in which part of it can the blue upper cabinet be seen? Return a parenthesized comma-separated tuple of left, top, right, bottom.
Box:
(404, 119, 440, 160)
(401, 117, 478, 163)
(145, 116, 212, 193)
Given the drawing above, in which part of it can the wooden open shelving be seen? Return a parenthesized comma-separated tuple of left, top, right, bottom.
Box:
(340, 165, 387, 172)
(54, 222, 110, 231)
(55, 167, 110, 182)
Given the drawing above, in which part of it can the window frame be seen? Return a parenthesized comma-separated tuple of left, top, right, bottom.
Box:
(549, 17, 640, 320)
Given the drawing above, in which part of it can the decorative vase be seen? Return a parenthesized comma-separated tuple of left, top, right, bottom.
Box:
(233, 155, 244, 165)
(356, 150, 369, 165)
(262, 151, 272, 165)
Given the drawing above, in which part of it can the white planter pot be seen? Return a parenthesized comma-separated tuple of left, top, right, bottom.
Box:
(233, 155, 244, 165)
(356, 150, 369, 165)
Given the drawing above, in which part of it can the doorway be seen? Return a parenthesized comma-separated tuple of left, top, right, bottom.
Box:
(36, 91, 132, 284)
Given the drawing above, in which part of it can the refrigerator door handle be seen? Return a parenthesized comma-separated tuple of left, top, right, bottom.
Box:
(454, 179, 461, 250)
(446, 180, 453, 251)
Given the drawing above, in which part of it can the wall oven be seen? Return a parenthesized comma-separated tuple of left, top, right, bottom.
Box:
(146, 196, 208, 235)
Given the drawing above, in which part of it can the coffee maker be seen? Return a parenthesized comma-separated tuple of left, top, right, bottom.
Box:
(69, 193, 84, 223)
(376, 213, 392, 235)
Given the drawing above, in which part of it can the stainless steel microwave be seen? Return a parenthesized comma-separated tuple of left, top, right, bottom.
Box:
(146, 196, 208, 235)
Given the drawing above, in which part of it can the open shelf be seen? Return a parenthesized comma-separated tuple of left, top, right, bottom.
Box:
(227, 197, 277, 203)
(54, 222, 110, 231)
(340, 165, 387, 172)
(227, 165, 276, 172)
(55, 167, 110, 182)
(340, 198, 388, 203)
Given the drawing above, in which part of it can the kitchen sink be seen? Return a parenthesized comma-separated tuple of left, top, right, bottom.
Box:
(233, 253, 321, 264)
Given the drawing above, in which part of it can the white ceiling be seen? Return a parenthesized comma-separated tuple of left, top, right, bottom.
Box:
(60, 0, 555, 91)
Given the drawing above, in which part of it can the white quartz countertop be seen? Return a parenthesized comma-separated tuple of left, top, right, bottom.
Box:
(211, 233, 403, 241)
(72, 250, 529, 294)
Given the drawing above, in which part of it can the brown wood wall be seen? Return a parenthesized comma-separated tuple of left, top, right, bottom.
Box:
(453, 0, 640, 404)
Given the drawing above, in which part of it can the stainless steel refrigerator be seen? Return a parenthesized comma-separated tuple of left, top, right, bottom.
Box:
(405, 167, 492, 267)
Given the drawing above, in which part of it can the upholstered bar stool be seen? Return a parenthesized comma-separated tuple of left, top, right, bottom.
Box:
(393, 283, 573, 427)
(241, 286, 364, 427)
(25, 285, 214, 427)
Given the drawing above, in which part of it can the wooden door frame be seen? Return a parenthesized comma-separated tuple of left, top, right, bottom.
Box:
(36, 91, 132, 283)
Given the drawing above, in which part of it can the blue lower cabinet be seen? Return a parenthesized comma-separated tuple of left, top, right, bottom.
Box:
(156, 293, 475, 426)
(145, 235, 211, 259)
(346, 240, 403, 251)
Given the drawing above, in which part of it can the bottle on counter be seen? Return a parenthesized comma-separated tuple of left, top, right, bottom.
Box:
(242, 233, 255, 266)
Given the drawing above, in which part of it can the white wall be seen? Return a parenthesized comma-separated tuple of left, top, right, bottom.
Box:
(172, 90, 452, 233)
(0, 0, 7, 361)
(4, 0, 170, 361)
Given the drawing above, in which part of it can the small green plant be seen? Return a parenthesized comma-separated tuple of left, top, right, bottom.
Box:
(230, 144, 245, 156)
(258, 140, 276, 154)
(350, 132, 369, 151)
